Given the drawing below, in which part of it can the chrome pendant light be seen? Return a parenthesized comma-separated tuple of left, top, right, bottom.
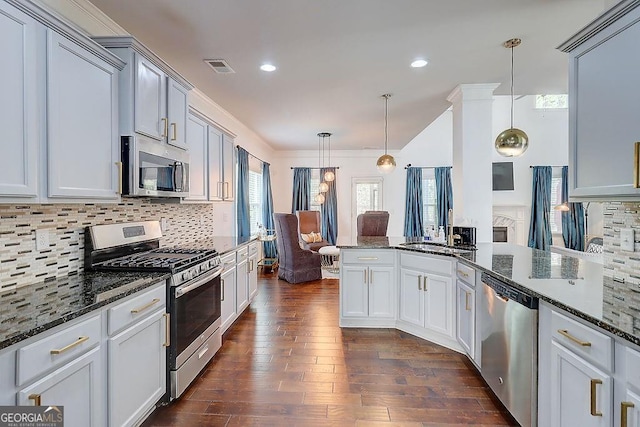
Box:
(322, 132, 335, 182)
(377, 94, 396, 174)
(315, 133, 326, 203)
(495, 38, 529, 157)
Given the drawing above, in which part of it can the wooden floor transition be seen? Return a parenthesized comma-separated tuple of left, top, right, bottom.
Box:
(142, 271, 518, 426)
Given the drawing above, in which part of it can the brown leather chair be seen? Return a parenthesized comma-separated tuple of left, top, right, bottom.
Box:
(295, 210, 330, 252)
(357, 211, 390, 236)
(273, 213, 322, 283)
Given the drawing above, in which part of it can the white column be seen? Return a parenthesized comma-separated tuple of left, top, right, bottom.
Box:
(446, 84, 499, 244)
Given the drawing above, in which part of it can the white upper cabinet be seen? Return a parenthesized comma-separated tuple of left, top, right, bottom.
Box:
(93, 36, 193, 150)
(208, 127, 235, 201)
(560, 1, 640, 200)
(46, 30, 120, 200)
(0, 1, 40, 199)
(185, 113, 209, 201)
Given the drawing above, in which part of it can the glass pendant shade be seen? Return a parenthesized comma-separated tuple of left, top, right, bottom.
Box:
(318, 181, 329, 193)
(495, 38, 529, 157)
(495, 128, 529, 157)
(377, 154, 397, 174)
(314, 193, 325, 204)
(324, 170, 335, 182)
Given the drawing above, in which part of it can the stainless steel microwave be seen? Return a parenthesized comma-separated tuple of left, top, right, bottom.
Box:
(120, 135, 190, 198)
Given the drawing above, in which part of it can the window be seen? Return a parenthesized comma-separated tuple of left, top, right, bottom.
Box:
(422, 173, 437, 232)
(309, 169, 322, 211)
(248, 170, 263, 235)
(535, 94, 568, 109)
(549, 176, 562, 233)
(351, 177, 383, 238)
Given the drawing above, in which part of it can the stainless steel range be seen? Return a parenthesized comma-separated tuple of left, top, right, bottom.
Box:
(85, 221, 223, 400)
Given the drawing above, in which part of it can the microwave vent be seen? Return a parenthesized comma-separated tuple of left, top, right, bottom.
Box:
(205, 59, 235, 74)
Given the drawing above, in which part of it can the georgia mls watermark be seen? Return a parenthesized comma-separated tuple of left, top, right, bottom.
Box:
(0, 406, 63, 427)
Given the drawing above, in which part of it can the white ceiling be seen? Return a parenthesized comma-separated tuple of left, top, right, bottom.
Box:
(89, 0, 607, 151)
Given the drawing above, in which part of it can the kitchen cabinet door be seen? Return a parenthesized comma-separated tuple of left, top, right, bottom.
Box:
(368, 266, 395, 319)
(0, 1, 40, 199)
(167, 77, 188, 150)
(341, 265, 368, 318)
(221, 261, 237, 333)
(248, 252, 258, 301)
(456, 280, 475, 358)
(134, 54, 166, 140)
(185, 113, 208, 201)
(550, 341, 612, 427)
(221, 135, 235, 201)
(399, 268, 424, 327)
(236, 257, 249, 313)
(108, 308, 167, 427)
(18, 346, 104, 427)
(46, 30, 120, 200)
(619, 389, 640, 427)
(208, 126, 224, 201)
(424, 272, 454, 338)
(562, 4, 640, 200)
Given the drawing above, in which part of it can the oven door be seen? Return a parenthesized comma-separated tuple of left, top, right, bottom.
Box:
(170, 267, 222, 369)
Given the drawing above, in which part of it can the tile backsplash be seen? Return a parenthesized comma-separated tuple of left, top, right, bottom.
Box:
(0, 201, 216, 291)
(602, 201, 640, 284)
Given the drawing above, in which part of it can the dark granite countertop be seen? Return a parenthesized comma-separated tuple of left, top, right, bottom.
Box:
(338, 237, 638, 347)
(0, 271, 170, 350)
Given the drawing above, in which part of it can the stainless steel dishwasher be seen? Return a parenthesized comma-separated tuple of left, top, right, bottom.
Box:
(479, 273, 538, 427)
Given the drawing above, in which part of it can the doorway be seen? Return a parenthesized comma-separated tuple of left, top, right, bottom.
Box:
(351, 177, 383, 240)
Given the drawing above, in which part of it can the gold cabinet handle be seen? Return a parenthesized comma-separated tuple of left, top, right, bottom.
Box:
(465, 291, 471, 311)
(224, 182, 230, 199)
(171, 123, 177, 141)
(557, 329, 592, 347)
(163, 313, 170, 347)
(130, 298, 160, 314)
(28, 394, 41, 406)
(161, 118, 168, 138)
(621, 401, 635, 427)
(221, 278, 225, 301)
(369, 270, 373, 283)
(590, 378, 603, 417)
(635, 142, 640, 188)
(364, 269, 368, 284)
(423, 276, 428, 292)
(418, 275, 423, 291)
(457, 269, 469, 278)
(357, 257, 378, 260)
(50, 336, 89, 355)
(115, 161, 123, 194)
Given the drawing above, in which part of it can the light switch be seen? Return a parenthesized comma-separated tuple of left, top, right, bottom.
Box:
(620, 228, 635, 251)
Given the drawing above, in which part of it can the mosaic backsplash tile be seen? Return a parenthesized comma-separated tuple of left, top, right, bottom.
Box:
(602, 201, 640, 286)
(0, 201, 216, 291)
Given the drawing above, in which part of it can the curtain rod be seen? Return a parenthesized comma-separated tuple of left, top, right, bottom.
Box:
(236, 145, 268, 166)
(404, 164, 452, 170)
(290, 167, 340, 170)
(529, 165, 566, 168)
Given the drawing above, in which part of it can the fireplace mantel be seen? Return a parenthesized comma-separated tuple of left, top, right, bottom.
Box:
(493, 205, 527, 246)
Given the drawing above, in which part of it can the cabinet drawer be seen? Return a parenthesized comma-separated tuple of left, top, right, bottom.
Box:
(456, 263, 476, 287)
(108, 283, 166, 336)
(400, 253, 452, 275)
(626, 346, 640, 390)
(17, 314, 101, 386)
(221, 251, 236, 269)
(237, 247, 249, 262)
(551, 310, 613, 371)
(248, 241, 259, 256)
(342, 250, 395, 265)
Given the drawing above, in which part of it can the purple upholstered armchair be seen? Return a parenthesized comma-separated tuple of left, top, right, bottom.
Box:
(357, 211, 390, 236)
(273, 213, 322, 284)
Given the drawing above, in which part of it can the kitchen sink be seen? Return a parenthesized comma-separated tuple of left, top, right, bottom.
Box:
(400, 241, 474, 255)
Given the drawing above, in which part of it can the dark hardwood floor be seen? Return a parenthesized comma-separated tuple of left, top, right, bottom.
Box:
(142, 271, 518, 426)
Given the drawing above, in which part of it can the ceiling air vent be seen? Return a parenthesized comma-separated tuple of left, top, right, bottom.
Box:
(204, 59, 235, 74)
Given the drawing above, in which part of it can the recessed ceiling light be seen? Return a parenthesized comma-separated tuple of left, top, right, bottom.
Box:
(411, 59, 428, 68)
(260, 64, 276, 72)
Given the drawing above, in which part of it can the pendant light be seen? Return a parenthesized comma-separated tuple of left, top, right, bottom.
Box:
(322, 132, 335, 182)
(495, 38, 529, 157)
(317, 133, 329, 194)
(314, 133, 326, 204)
(377, 94, 396, 174)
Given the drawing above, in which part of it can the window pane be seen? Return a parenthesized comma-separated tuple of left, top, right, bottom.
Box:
(355, 182, 380, 216)
(535, 94, 568, 109)
(249, 170, 263, 235)
(309, 170, 321, 211)
(422, 177, 437, 233)
(549, 177, 562, 234)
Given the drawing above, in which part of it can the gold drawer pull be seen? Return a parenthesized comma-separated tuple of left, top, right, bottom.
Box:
(28, 394, 41, 406)
(357, 257, 379, 260)
(50, 336, 89, 355)
(635, 142, 640, 188)
(557, 329, 591, 347)
(130, 298, 161, 314)
(621, 401, 635, 427)
(161, 118, 168, 138)
(163, 313, 170, 347)
(171, 123, 177, 141)
(457, 269, 469, 278)
(590, 378, 603, 416)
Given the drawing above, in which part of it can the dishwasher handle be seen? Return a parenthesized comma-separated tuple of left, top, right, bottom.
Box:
(481, 272, 538, 309)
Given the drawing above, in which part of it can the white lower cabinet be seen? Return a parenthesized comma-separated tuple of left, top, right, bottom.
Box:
(248, 252, 258, 301)
(456, 280, 475, 359)
(236, 252, 249, 313)
(220, 252, 237, 333)
(17, 346, 103, 427)
(620, 388, 640, 427)
(339, 250, 396, 325)
(108, 308, 167, 427)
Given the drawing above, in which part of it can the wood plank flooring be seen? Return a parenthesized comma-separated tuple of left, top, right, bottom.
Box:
(142, 272, 518, 426)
